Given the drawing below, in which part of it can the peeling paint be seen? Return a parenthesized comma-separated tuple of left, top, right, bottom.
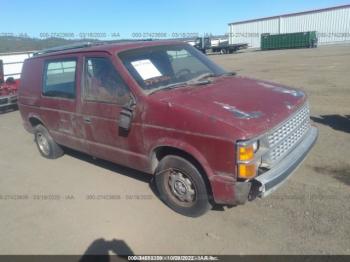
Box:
(214, 101, 262, 119)
(258, 82, 304, 97)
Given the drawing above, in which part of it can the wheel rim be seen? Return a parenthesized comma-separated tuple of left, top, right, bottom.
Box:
(36, 132, 50, 156)
(164, 169, 197, 207)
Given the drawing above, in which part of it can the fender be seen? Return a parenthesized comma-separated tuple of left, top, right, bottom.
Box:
(149, 137, 215, 179)
(26, 113, 48, 132)
(149, 137, 239, 205)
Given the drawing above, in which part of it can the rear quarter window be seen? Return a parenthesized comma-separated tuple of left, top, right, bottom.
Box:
(43, 59, 77, 99)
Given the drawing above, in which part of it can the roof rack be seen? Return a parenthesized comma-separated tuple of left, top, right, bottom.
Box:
(32, 42, 99, 56)
(32, 39, 155, 57)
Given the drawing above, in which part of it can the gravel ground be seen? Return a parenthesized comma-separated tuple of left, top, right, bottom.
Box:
(0, 44, 349, 255)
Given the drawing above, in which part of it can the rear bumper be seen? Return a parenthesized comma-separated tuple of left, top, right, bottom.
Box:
(211, 126, 318, 205)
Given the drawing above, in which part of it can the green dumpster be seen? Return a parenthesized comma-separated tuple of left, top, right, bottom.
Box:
(261, 31, 317, 50)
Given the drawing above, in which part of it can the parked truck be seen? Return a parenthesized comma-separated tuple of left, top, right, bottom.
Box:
(194, 37, 248, 54)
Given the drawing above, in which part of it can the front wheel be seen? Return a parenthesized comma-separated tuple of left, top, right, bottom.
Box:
(34, 124, 64, 159)
(155, 155, 212, 217)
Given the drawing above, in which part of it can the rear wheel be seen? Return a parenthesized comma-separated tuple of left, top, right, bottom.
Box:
(34, 124, 64, 159)
(220, 49, 227, 55)
(155, 155, 212, 217)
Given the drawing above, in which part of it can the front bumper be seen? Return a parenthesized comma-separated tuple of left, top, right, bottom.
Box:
(0, 95, 18, 109)
(253, 126, 318, 198)
(209, 126, 318, 205)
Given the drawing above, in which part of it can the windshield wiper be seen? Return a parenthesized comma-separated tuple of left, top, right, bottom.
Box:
(190, 72, 216, 82)
(220, 71, 237, 76)
(147, 82, 188, 95)
(148, 73, 215, 95)
(187, 72, 236, 82)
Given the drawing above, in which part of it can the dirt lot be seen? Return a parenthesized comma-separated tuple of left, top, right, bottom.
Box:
(0, 45, 349, 255)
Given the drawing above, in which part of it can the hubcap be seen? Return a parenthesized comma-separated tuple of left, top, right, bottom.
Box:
(168, 169, 196, 204)
(36, 132, 50, 156)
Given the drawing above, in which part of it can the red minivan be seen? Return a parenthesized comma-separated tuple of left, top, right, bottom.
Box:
(18, 41, 318, 216)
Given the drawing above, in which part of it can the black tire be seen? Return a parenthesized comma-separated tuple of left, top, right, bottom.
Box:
(220, 49, 227, 55)
(34, 124, 64, 159)
(155, 155, 212, 217)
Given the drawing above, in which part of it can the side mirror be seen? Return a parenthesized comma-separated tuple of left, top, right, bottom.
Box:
(118, 95, 136, 134)
(118, 106, 133, 132)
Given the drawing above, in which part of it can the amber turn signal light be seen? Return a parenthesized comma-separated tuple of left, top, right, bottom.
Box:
(238, 163, 257, 179)
(238, 145, 254, 161)
(237, 140, 259, 179)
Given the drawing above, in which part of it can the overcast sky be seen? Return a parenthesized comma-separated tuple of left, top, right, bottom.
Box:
(1, 0, 349, 39)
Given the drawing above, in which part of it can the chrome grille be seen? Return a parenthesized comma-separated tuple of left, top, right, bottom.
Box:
(267, 104, 310, 164)
(0, 98, 8, 105)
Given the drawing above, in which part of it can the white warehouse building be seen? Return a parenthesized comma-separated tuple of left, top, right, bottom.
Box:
(228, 4, 350, 48)
(0, 51, 34, 80)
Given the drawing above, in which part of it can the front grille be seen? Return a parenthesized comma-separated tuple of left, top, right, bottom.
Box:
(0, 98, 8, 105)
(266, 103, 310, 165)
(9, 96, 17, 103)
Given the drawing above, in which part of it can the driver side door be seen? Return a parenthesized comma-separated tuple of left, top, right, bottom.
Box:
(79, 54, 144, 169)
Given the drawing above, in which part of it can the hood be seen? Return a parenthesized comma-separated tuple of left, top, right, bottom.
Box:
(152, 76, 307, 138)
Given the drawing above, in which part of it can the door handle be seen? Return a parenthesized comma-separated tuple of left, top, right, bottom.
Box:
(83, 116, 92, 124)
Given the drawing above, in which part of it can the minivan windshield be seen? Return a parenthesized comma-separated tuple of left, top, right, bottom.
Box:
(118, 44, 227, 94)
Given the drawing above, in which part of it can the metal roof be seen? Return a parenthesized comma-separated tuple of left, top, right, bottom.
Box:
(229, 4, 350, 25)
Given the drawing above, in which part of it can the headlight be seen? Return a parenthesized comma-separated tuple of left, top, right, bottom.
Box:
(236, 140, 259, 179)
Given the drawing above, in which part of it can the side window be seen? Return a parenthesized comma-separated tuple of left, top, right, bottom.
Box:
(43, 59, 77, 99)
(84, 57, 130, 105)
